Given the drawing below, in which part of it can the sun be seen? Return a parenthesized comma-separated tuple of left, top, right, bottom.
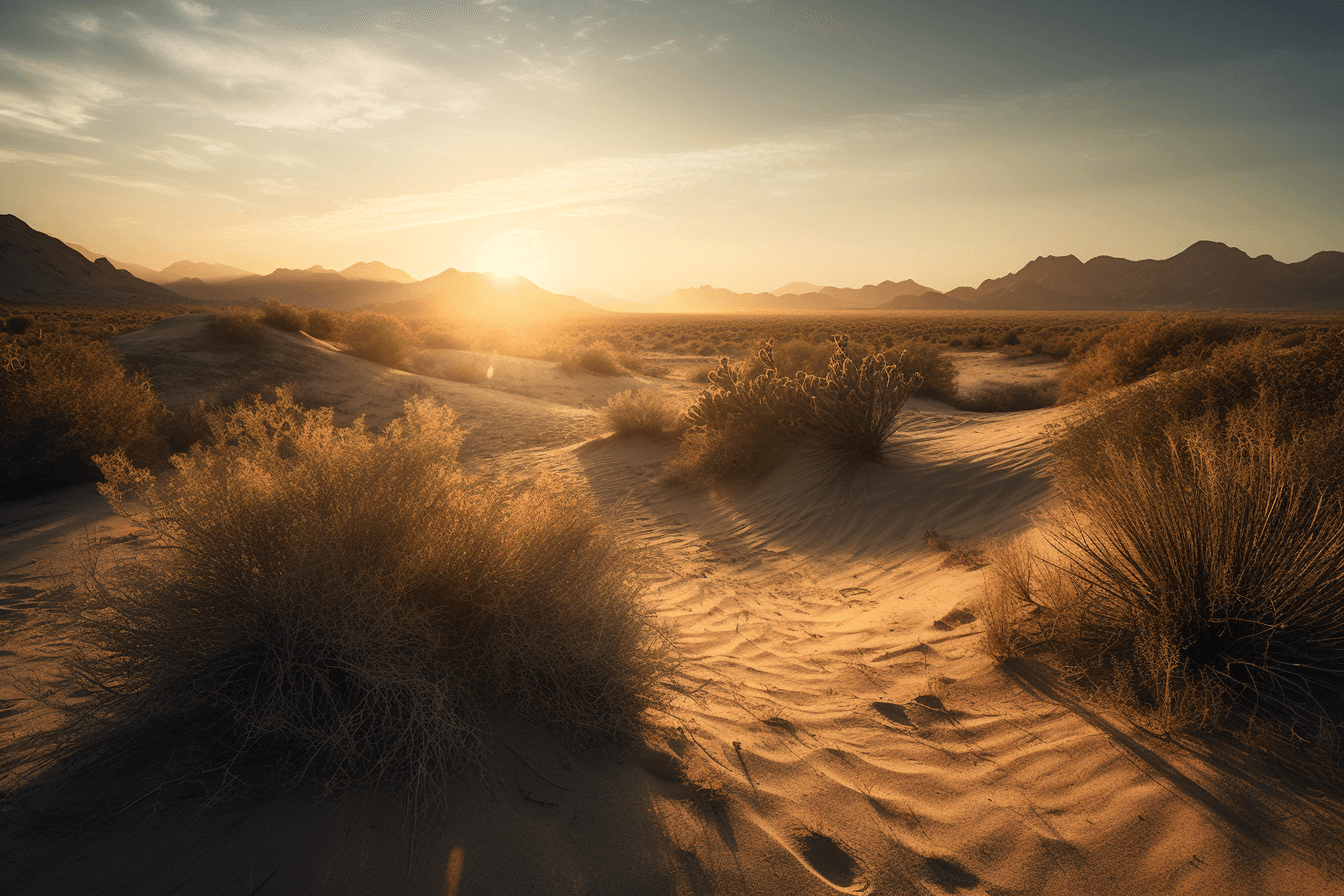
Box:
(472, 229, 551, 281)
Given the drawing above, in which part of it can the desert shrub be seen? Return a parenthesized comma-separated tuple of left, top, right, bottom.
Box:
(0, 337, 171, 499)
(67, 389, 673, 801)
(1046, 414, 1344, 743)
(203, 309, 265, 345)
(604, 389, 684, 440)
(419, 328, 470, 351)
(794, 335, 922, 463)
(259, 300, 307, 333)
(892, 339, 957, 401)
(303, 307, 341, 341)
(1059, 311, 1242, 400)
(671, 336, 924, 481)
(952, 381, 1059, 412)
(670, 342, 803, 485)
(4, 315, 34, 336)
(405, 351, 490, 384)
(343, 312, 410, 367)
(1051, 332, 1344, 498)
(559, 341, 628, 377)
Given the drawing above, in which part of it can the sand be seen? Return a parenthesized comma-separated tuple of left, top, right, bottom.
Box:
(2, 315, 1341, 894)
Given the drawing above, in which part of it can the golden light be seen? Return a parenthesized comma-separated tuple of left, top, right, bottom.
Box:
(471, 229, 551, 281)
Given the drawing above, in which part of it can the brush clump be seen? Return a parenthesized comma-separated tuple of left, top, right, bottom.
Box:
(986, 332, 1344, 761)
(670, 335, 923, 483)
(70, 387, 675, 802)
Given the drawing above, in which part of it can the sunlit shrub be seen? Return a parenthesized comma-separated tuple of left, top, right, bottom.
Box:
(343, 312, 410, 367)
(259, 300, 307, 333)
(0, 337, 171, 499)
(795, 335, 922, 463)
(68, 389, 675, 800)
(604, 389, 684, 440)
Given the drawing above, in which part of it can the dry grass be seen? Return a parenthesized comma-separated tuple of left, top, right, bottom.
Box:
(0, 336, 172, 499)
(30, 388, 676, 805)
(604, 389, 685, 440)
(259, 300, 307, 333)
(203, 309, 265, 345)
(341, 312, 410, 367)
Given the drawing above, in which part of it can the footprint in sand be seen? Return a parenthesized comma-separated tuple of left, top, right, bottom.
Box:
(924, 855, 980, 892)
(933, 608, 976, 631)
(795, 829, 861, 889)
(872, 700, 914, 726)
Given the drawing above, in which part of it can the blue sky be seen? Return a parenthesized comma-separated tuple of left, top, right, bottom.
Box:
(2, 0, 1340, 297)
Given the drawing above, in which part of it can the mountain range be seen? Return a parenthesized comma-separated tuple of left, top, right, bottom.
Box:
(0, 215, 597, 320)
(3, 213, 1341, 315)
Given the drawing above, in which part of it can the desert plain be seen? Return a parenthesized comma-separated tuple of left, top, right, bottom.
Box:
(2, 308, 1342, 896)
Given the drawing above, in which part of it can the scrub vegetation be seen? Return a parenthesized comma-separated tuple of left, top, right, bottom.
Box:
(33, 389, 675, 804)
(984, 331, 1344, 764)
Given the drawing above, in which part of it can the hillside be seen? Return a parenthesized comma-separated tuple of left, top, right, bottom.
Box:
(2, 216, 181, 302)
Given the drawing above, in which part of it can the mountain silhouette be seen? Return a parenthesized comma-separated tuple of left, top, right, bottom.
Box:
(2, 216, 181, 301)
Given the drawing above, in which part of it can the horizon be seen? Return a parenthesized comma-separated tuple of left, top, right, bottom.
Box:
(2, 1, 1341, 300)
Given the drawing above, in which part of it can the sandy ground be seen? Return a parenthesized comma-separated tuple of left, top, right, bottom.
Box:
(2, 316, 1342, 894)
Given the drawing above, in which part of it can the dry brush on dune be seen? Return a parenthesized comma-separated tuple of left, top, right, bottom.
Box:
(984, 332, 1344, 764)
(668, 335, 924, 484)
(13, 388, 676, 805)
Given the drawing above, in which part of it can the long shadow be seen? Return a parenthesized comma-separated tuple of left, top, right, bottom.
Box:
(1003, 658, 1344, 872)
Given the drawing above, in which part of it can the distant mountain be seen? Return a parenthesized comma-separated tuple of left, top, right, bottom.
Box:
(958, 241, 1344, 310)
(340, 261, 416, 283)
(566, 286, 655, 313)
(653, 278, 937, 312)
(769, 280, 823, 297)
(389, 269, 598, 320)
(165, 263, 600, 320)
(64, 242, 163, 282)
(157, 260, 257, 283)
(2, 215, 181, 301)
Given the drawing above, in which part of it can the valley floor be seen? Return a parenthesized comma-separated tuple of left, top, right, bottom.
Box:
(2, 316, 1341, 895)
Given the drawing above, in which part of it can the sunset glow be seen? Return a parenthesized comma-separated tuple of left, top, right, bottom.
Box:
(1, 0, 1340, 298)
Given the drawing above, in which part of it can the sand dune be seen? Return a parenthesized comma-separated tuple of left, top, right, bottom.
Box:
(2, 316, 1341, 894)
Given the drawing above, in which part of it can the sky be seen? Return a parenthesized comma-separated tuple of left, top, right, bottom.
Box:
(1, 0, 1341, 299)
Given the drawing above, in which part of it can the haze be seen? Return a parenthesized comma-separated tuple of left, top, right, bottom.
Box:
(2, 0, 1340, 299)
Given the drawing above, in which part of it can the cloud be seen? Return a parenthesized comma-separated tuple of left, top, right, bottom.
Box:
(0, 6, 483, 137)
(226, 135, 827, 238)
(0, 146, 101, 167)
(74, 172, 190, 196)
(139, 146, 215, 171)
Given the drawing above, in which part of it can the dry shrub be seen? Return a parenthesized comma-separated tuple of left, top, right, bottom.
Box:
(559, 341, 628, 377)
(671, 336, 923, 482)
(669, 342, 803, 485)
(953, 381, 1059, 412)
(1051, 332, 1344, 499)
(1051, 415, 1344, 741)
(795, 335, 922, 464)
(1059, 311, 1242, 400)
(203, 309, 265, 345)
(604, 389, 684, 440)
(303, 307, 341, 341)
(0, 337, 171, 499)
(343, 312, 410, 367)
(59, 389, 674, 802)
(419, 328, 470, 351)
(259, 300, 307, 333)
(406, 351, 490, 384)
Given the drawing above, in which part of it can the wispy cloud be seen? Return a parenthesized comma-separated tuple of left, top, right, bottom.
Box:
(0, 4, 483, 137)
(139, 146, 215, 171)
(226, 135, 827, 238)
(74, 172, 190, 197)
(0, 146, 101, 167)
